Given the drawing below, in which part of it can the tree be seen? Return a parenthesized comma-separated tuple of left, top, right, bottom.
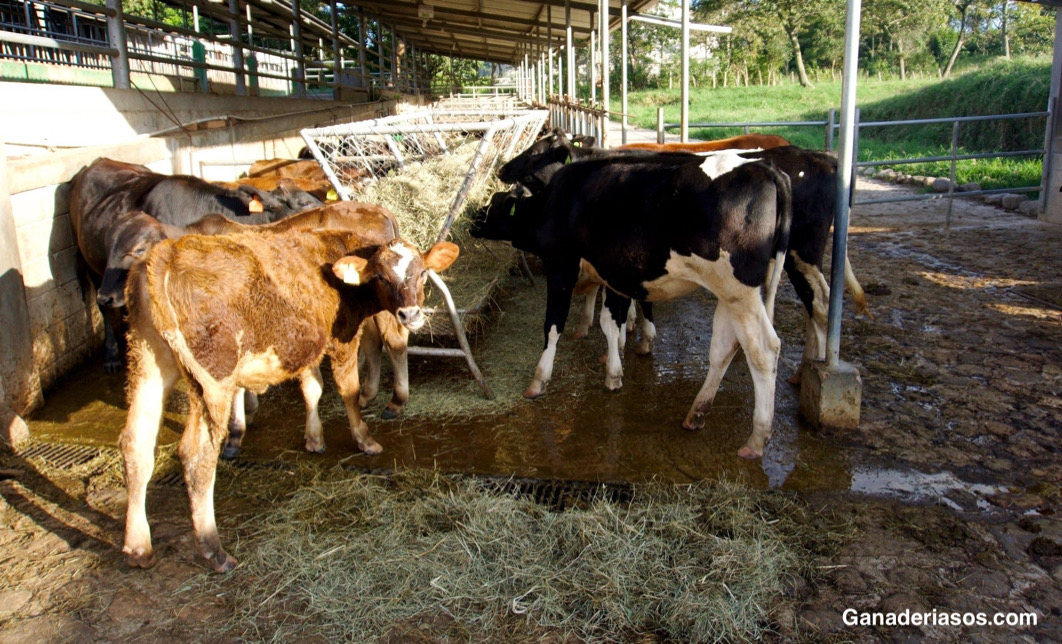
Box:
(942, 0, 976, 77)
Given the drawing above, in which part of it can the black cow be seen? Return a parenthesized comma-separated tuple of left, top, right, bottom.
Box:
(67, 157, 322, 371)
(472, 150, 792, 459)
(498, 132, 872, 383)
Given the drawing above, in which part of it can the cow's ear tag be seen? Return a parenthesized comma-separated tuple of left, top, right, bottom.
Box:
(573, 141, 581, 148)
(564, 155, 572, 165)
(509, 203, 516, 216)
(248, 195, 264, 213)
(333, 255, 369, 285)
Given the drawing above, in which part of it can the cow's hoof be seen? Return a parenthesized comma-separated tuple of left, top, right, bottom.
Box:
(220, 445, 241, 460)
(381, 405, 401, 420)
(604, 374, 623, 391)
(209, 553, 237, 574)
(304, 439, 326, 454)
(523, 385, 545, 399)
(787, 372, 802, 385)
(737, 445, 763, 460)
(573, 328, 590, 340)
(359, 438, 383, 455)
(682, 415, 705, 431)
(124, 547, 158, 570)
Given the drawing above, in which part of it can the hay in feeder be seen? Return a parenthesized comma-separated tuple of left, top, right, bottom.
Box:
(204, 467, 847, 643)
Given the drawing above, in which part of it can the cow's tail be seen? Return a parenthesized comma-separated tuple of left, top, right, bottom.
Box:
(763, 164, 792, 324)
(844, 253, 874, 319)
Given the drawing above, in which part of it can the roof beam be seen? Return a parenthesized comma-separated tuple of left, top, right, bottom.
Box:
(346, 0, 592, 37)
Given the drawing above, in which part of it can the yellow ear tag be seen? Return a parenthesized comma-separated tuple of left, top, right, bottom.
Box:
(573, 141, 582, 147)
(327, 188, 338, 201)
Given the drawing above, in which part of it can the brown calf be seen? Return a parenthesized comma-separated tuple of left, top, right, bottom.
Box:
(216, 176, 334, 201)
(120, 229, 458, 572)
(615, 133, 790, 153)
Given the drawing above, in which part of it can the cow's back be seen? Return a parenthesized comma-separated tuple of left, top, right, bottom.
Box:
(141, 231, 345, 385)
(264, 201, 400, 243)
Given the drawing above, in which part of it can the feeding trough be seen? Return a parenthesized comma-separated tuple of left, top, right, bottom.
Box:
(301, 109, 549, 400)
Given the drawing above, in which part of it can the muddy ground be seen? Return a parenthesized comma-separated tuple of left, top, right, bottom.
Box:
(2, 177, 1062, 642)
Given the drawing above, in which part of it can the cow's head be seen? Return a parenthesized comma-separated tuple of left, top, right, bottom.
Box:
(332, 239, 459, 332)
(98, 212, 170, 308)
(497, 128, 592, 190)
(468, 189, 543, 255)
(235, 181, 322, 220)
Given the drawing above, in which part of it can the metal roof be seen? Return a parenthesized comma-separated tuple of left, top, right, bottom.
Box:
(345, 0, 660, 64)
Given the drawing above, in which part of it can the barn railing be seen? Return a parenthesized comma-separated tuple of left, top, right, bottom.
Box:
(549, 95, 608, 145)
(0, 0, 429, 99)
(662, 108, 1051, 225)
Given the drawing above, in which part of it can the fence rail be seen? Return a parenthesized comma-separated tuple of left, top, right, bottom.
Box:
(661, 108, 1050, 222)
(1, 0, 431, 98)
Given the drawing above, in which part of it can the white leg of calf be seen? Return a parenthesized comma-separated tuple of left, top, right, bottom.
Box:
(625, 300, 637, 333)
(636, 318, 657, 355)
(525, 325, 561, 398)
(730, 301, 782, 460)
(683, 305, 739, 431)
(181, 388, 236, 572)
(600, 307, 624, 391)
(300, 366, 326, 453)
(574, 286, 599, 339)
(358, 318, 383, 407)
(383, 327, 409, 418)
(243, 390, 259, 424)
(120, 372, 167, 569)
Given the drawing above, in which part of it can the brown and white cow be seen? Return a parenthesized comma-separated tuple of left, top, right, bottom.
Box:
(99, 202, 418, 457)
(614, 133, 791, 153)
(121, 228, 458, 572)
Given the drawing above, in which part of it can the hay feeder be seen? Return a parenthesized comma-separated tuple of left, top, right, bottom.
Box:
(300, 109, 548, 400)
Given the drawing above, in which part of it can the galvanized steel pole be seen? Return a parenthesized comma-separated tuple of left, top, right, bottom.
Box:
(680, 0, 689, 142)
(566, 0, 574, 97)
(105, 0, 130, 89)
(621, 0, 628, 145)
(228, 0, 246, 95)
(825, 0, 863, 367)
(600, 0, 609, 147)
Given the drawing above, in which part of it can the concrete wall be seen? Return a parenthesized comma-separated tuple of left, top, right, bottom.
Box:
(0, 88, 405, 434)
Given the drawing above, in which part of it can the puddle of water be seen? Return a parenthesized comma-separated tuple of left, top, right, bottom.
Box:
(850, 467, 1007, 513)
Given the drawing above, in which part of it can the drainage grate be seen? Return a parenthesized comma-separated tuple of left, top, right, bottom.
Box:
(480, 476, 634, 512)
(18, 442, 108, 470)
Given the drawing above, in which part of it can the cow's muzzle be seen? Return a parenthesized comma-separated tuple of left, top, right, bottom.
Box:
(396, 306, 424, 331)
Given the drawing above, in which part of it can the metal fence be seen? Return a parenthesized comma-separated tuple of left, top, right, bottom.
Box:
(1, 0, 431, 98)
(662, 107, 1051, 220)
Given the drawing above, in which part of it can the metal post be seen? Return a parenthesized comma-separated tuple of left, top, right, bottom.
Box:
(358, 15, 367, 88)
(565, 0, 574, 97)
(547, 5, 554, 99)
(105, 0, 129, 89)
(228, 0, 246, 95)
(945, 119, 959, 229)
(621, 0, 628, 145)
(657, 107, 665, 143)
(390, 25, 398, 89)
(600, 0, 609, 147)
(292, 0, 306, 97)
(826, 108, 835, 150)
(590, 20, 596, 104)
(377, 20, 385, 89)
(330, 0, 341, 100)
(680, 0, 689, 142)
(825, 0, 863, 367)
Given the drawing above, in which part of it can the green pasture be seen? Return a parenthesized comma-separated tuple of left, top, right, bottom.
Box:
(623, 57, 1051, 193)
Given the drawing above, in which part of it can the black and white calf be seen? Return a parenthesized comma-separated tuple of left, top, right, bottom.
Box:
(472, 150, 792, 459)
(497, 132, 871, 382)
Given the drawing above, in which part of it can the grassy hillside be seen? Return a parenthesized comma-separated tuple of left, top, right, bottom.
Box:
(623, 57, 1052, 191)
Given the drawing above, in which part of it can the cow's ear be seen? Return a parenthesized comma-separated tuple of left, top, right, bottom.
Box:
(509, 184, 532, 199)
(422, 241, 460, 273)
(333, 255, 371, 285)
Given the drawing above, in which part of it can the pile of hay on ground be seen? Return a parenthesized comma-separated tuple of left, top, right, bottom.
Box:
(206, 468, 845, 643)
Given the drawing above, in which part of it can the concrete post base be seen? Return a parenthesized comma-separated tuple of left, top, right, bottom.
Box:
(1, 402, 30, 447)
(799, 360, 862, 430)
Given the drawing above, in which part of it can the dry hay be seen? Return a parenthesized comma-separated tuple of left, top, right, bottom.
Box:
(202, 467, 846, 643)
(351, 141, 518, 340)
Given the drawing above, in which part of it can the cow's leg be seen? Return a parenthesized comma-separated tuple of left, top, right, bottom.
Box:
(601, 290, 632, 390)
(120, 330, 179, 570)
(222, 388, 248, 460)
(784, 253, 829, 384)
(728, 299, 782, 460)
(332, 341, 382, 455)
(635, 302, 657, 355)
(525, 266, 578, 399)
(625, 299, 637, 334)
(179, 385, 237, 572)
(573, 284, 599, 339)
(683, 304, 740, 432)
(300, 365, 326, 453)
(357, 316, 383, 408)
(102, 306, 125, 373)
(381, 318, 409, 420)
